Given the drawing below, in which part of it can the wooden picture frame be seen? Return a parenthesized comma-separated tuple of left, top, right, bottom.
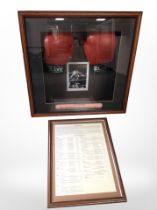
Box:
(48, 118, 126, 207)
(18, 11, 142, 117)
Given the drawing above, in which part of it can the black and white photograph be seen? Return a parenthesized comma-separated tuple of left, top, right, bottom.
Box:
(67, 62, 89, 91)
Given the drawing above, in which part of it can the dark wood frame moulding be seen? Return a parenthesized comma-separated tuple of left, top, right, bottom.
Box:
(48, 118, 126, 208)
(18, 11, 142, 117)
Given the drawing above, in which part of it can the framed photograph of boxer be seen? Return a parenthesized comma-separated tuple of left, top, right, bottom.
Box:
(18, 11, 142, 117)
(48, 118, 126, 207)
(67, 62, 89, 91)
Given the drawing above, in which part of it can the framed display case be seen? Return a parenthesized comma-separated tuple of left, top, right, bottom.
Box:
(18, 11, 142, 117)
(48, 118, 126, 207)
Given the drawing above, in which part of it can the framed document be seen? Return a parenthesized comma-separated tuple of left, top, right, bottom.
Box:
(48, 118, 126, 207)
(18, 11, 142, 117)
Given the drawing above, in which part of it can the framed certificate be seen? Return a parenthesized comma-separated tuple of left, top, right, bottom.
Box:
(48, 118, 126, 207)
(18, 11, 142, 117)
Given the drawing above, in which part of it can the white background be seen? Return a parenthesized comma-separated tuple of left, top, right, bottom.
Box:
(0, 0, 157, 210)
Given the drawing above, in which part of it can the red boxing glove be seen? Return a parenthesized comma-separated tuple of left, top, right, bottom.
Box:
(44, 32, 73, 65)
(84, 32, 117, 65)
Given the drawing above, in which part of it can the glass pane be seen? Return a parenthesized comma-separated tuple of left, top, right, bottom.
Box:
(24, 16, 136, 113)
